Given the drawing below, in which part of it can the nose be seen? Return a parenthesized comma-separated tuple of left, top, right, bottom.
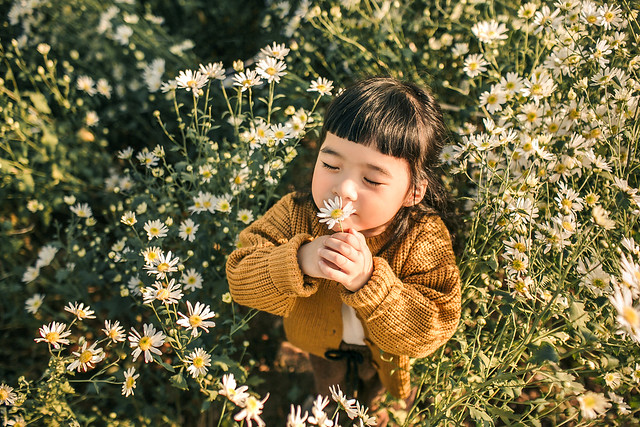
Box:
(334, 177, 357, 203)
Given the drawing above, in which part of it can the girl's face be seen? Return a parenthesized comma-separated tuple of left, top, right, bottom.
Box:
(312, 132, 418, 237)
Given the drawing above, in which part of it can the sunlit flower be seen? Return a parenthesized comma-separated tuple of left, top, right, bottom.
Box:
(102, 320, 126, 343)
(76, 75, 96, 96)
(479, 85, 507, 113)
(117, 147, 134, 159)
(136, 149, 159, 168)
(592, 205, 616, 230)
(0, 383, 17, 406)
(144, 219, 169, 240)
(356, 401, 377, 426)
(463, 54, 489, 78)
(175, 69, 208, 95)
(121, 211, 137, 226)
(287, 404, 308, 427)
(128, 323, 166, 363)
(122, 367, 139, 397)
(219, 373, 250, 406)
(25, 293, 45, 314)
(22, 266, 40, 283)
(186, 347, 211, 378)
(142, 278, 183, 305)
(329, 385, 358, 419)
(472, 20, 508, 44)
(308, 395, 333, 426)
(36, 245, 58, 268)
(141, 246, 163, 265)
(237, 209, 254, 224)
(177, 301, 216, 337)
(233, 69, 262, 92)
(307, 77, 334, 96)
(199, 62, 225, 80)
(70, 202, 93, 218)
(577, 391, 611, 419)
(603, 372, 622, 389)
(144, 250, 179, 279)
(64, 302, 96, 320)
(256, 57, 287, 83)
(609, 284, 640, 342)
(35, 321, 71, 349)
(67, 341, 105, 372)
(234, 393, 269, 427)
(181, 268, 203, 292)
(261, 41, 290, 59)
(179, 218, 199, 242)
(317, 196, 356, 231)
(96, 78, 112, 98)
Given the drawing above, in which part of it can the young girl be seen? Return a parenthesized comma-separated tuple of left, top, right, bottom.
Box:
(226, 77, 461, 416)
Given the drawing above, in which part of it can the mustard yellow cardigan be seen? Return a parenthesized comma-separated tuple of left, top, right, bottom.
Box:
(226, 192, 461, 398)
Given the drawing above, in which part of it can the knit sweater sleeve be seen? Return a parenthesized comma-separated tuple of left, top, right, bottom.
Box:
(341, 217, 461, 358)
(225, 193, 318, 317)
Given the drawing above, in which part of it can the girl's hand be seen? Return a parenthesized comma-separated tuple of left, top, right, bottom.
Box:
(298, 230, 373, 292)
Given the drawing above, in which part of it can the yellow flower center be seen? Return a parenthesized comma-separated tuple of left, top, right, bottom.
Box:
(45, 331, 60, 343)
(266, 67, 276, 76)
(156, 262, 169, 272)
(487, 94, 498, 104)
(275, 130, 285, 139)
(79, 350, 93, 364)
(77, 309, 86, 318)
(190, 315, 202, 327)
(587, 15, 597, 24)
(193, 356, 205, 368)
(187, 79, 197, 88)
(514, 242, 527, 252)
(623, 306, 639, 327)
(316, 84, 327, 92)
(0, 389, 8, 400)
(138, 336, 152, 351)
(187, 277, 196, 284)
(330, 209, 343, 220)
(126, 376, 136, 388)
(150, 227, 159, 235)
(157, 288, 170, 301)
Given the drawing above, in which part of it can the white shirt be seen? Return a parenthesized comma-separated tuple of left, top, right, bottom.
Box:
(341, 303, 366, 345)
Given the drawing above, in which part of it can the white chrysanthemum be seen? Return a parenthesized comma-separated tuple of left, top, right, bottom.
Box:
(287, 404, 308, 427)
(317, 196, 356, 231)
(122, 367, 139, 397)
(35, 321, 71, 349)
(70, 202, 93, 218)
(471, 20, 508, 43)
(179, 218, 199, 242)
(356, 401, 377, 426)
(307, 395, 333, 426)
(186, 347, 211, 378)
(128, 323, 166, 363)
(117, 147, 134, 159)
(64, 301, 96, 320)
(36, 245, 58, 268)
(175, 69, 208, 95)
(463, 54, 489, 78)
(260, 42, 290, 59)
(22, 266, 40, 283)
(96, 78, 112, 98)
(234, 393, 269, 427)
(136, 149, 159, 168)
(237, 209, 254, 225)
(199, 62, 225, 80)
(592, 205, 616, 230)
(103, 320, 126, 343)
(609, 284, 640, 342)
(219, 373, 249, 406)
(256, 57, 287, 83)
(603, 372, 622, 389)
(0, 383, 17, 406)
(181, 268, 203, 292)
(25, 293, 45, 314)
(76, 75, 96, 95)
(144, 219, 169, 240)
(67, 341, 105, 372)
(479, 85, 507, 114)
(144, 250, 179, 279)
(177, 301, 216, 337)
(141, 246, 163, 265)
(577, 391, 611, 419)
(142, 279, 183, 305)
(232, 69, 262, 92)
(307, 77, 334, 96)
(329, 385, 358, 419)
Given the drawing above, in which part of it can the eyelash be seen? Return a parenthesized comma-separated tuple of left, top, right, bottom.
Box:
(321, 162, 382, 187)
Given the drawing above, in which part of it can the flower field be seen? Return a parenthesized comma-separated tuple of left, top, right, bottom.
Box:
(1, 0, 640, 425)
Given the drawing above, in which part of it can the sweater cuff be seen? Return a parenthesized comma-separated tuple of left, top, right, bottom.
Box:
(340, 257, 398, 320)
(268, 233, 317, 297)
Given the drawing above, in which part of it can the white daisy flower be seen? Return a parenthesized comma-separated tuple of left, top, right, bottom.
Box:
(260, 42, 290, 59)
(199, 62, 225, 80)
(287, 404, 308, 427)
(25, 293, 45, 314)
(67, 341, 105, 372)
(256, 57, 287, 83)
(329, 385, 358, 419)
(237, 209, 254, 224)
(0, 383, 17, 406)
(232, 69, 262, 92)
(128, 323, 166, 363)
(35, 321, 71, 349)
(307, 77, 334, 96)
(181, 268, 203, 292)
(234, 394, 269, 427)
(177, 301, 216, 337)
(76, 75, 96, 95)
(185, 347, 211, 378)
(120, 211, 137, 226)
(178, 218, 199, 242)
(144, 250, 179, 279)
(463, 53, 489, 78)
(175, 69, 208, 95)
(577, 391, 611, 419)
(122, 367, 139, 397)
(70, 202, 93, 218)
(142, 279, 183, 305)
(102, 320, 126, 343)
(64, 301, 96, 320)
(22, 266, 40, 283)
(317, 196, 356, 231)
(36, 245, 58, 268)
(219, 373, 250, 406)
(143, 219, 169, 240)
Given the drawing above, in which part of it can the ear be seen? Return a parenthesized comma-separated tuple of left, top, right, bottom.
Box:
(403, 181, 428, 207)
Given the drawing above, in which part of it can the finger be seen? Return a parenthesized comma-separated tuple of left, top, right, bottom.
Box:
(328, 232, 361, 251)
(318, 259, 349, 283)
(319, 247, 352, 268)
(323, 238, 357, 261)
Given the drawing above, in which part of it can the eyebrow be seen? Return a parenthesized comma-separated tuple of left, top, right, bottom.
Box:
(319, 146, 392, 177)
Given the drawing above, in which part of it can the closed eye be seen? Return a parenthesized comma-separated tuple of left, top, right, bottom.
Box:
(364, 177, 382, 186)
(321, 162, 339, 170)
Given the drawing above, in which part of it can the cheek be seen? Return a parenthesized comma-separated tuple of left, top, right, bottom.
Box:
(311, 164, 328, 203)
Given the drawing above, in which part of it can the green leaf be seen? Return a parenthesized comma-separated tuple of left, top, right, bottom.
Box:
(469, 406, 492, 424)
(530, 342, 559, 365)
(170, 373, 188, 390)
(154, 355, 175, 372)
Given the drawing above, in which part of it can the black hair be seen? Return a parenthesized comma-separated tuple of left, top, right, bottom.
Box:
(320, 77, 452, 252)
